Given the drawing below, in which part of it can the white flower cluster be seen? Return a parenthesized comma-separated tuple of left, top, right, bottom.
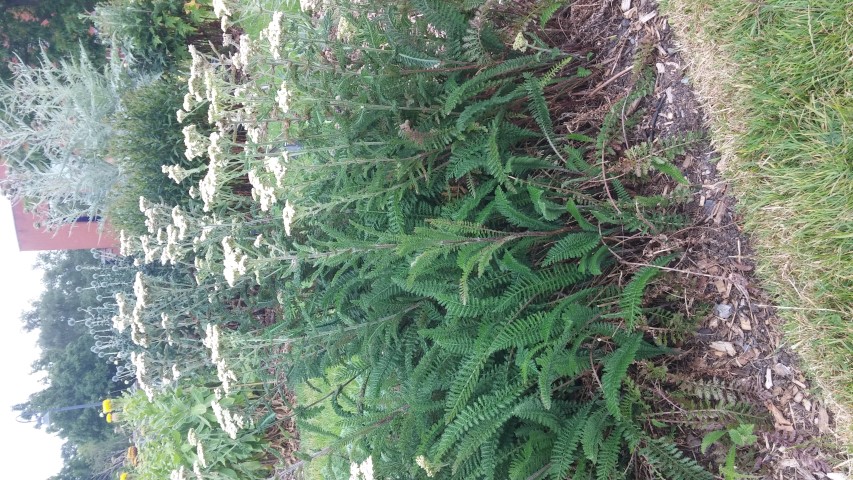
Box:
(276, 82, 290, 113)
(183, 125, 207, 160)
(171, 206, 189, 240)
(264, 154, 288, 188)
(415, 455, 439, 477)
(512, 32, 528, 52)
(192, 461, 204, 480)
(156, 226, 181, 265)
(211, 388, 245, 440)
(203, 323, 239, 393)
(221, 236, 248, 287)
(247, 126, 262, 144)
(130, 272, 150, 347)
(260, 12, 283, 60)
(337, 16, 355, 42)
(199, 132, 226, 212)
(187, 46, 210, 103)
(248, 168, 277, 212)
(119, 230, 135, 256)
(162, 164, 191, 184)
(233, 35, 255, 71)
(133, 272, 148, 309)
(215, 358, 238, 394)
(204, 70, 226, 124)
(203, 324, 221, 360)
(140, 235, 160, 264)
(349, 456, 375, 480)
(212, 0, 231, 18)
(426, 23, 447, 39)
(196, 439, 208, 468)
(169, 466, 187, 480)
(187, 428, 199, 447)
(187, 428, 207, 470)
(282, 200, 296, 236)
(112, 292, 130, 332)
(131, 351, 155, 401)
(300, 0, 319, 12)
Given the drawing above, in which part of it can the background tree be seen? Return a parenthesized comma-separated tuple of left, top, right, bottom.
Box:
(0, 0, 103, 80)
(14, 250, 128, 479)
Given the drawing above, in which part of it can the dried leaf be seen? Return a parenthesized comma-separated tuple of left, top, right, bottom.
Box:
(772, 363, 792, 378)
(639, 11, 658, 23)
(817, 406, 829, 433)
(739, 313, 752, 331)
(765, 400, 793, 430)
(710, 341, 736, 357)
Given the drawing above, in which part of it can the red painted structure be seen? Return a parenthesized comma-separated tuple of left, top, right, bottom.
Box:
(1, 164, 119, 252)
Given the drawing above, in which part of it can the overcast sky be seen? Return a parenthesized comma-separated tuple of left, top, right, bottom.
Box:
(0, 195, 64, 478)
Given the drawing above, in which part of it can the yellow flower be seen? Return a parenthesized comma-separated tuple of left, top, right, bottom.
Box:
(102, 398, 113, 414)
(127, 446, 138, 466)
(119, 473, 128, 480)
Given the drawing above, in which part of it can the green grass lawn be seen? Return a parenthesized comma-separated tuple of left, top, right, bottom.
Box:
(663, 0, 852, 447)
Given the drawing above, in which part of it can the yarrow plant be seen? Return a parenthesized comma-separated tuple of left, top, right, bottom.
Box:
(77, 0, 720, 478)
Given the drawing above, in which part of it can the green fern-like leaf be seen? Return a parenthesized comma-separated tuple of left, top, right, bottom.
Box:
(640, 437, 715, 480)
(549, 403, 593, 479)
(565, 198, 597, 231)
(432, 380, 523, 462)
(601, 334, 642, 419)
(455, 87, 524, 133)
(581, 408, 609, 462)
(595, 425, 624, 480)
(443, 55, 543, 115)
(499, 264, 587, 313)
(542, 232, 601, 266)
(492, 187, 556, 231)
(619, 254, 676, 328)
(489, 311, 554, 353)
(523, 73, 565, 162)
(539, 0, 568, 25)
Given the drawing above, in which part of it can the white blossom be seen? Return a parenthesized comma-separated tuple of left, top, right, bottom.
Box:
(221, 236, 249, 287)
(133, 272, 148, 308)
(248, 168, 277, 212)
(282, 200, 296, 236)
(171, 206, 189, 240)
(264, 154, 287, 187)
(512, 32, 528, 52)
(183, 125, 207, 160)
(276, 82, 290, 113)
(170, 466, 187, 480)
(261, 12, 283, 60)
(350, 457, 375, 480)
(212, 0, 231, 19)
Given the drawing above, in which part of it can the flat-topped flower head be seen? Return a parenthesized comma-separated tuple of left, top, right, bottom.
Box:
(211, 0, 231, 19)
(282, 200, 296, 236)
(276, 82, 290, 113)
